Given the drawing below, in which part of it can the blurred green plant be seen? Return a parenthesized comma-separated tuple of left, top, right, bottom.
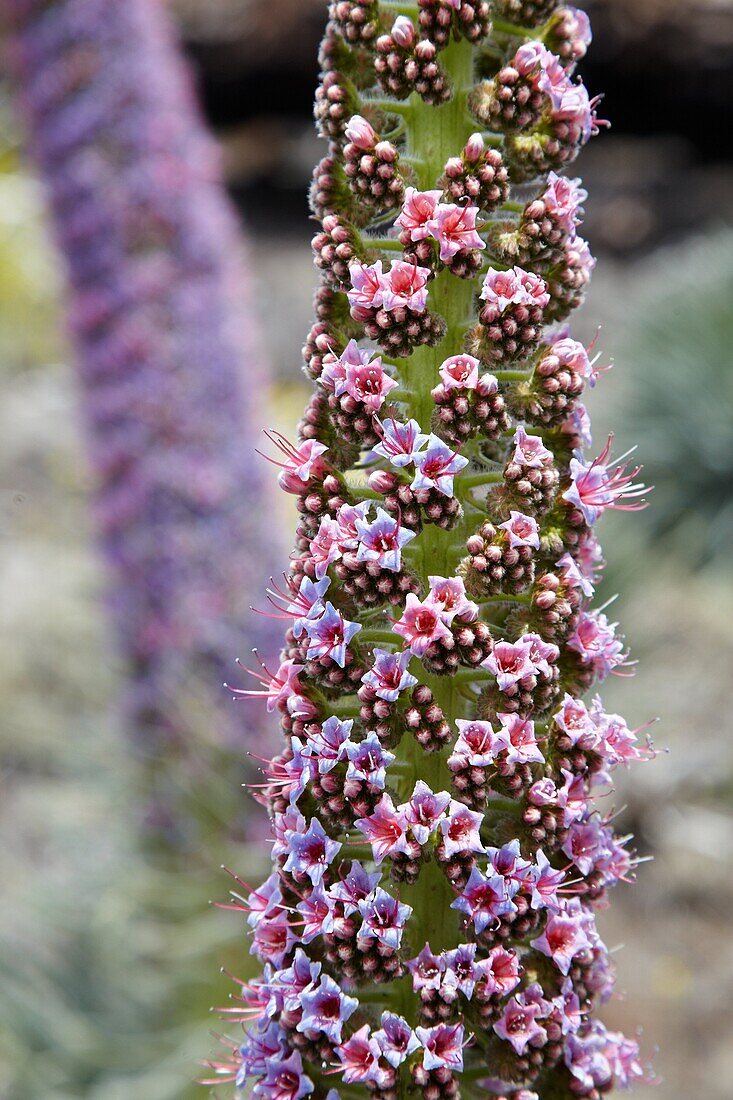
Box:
(0, 100, 64, 371)
(610, 230, 733, 572)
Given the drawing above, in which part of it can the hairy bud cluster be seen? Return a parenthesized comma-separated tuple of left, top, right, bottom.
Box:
(209, 5, 655, 1100)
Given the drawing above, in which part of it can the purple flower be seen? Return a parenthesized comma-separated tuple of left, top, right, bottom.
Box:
(493, 994, 547, 1056)
(303, 602, 361, 667)
(451, 866, 518, 933)
(443, 943, 479, 998)
(297, 975, 358, 1044)
(328, 861, 382, 916)
(373, 416, 429, 467)
(307, 715, 353, 773)
(344, 731, 395, 789)
(357, 887, 412, 950)
(256, 1050, 314, 1100)
(406, 943, 445, 992)
(287, 576, 332, 638)
(283, 818, 342, 885)
(361, 648, 418, 701)
(374, 1012, 421, 1067)
(296, 883, 337, 944)
(355, 507, 416, 571)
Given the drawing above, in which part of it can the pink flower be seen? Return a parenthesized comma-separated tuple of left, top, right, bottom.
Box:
(416, 1023, 465, 1073)
(309, 516, 344, 579)
(228, 656, 305, 713)
(344, 114, 377, 150)
(438, 353, 481, 390)
(334, 500, 372, 550)
(347, 260, 385, 312)
(528, 849, 566, 911)
(482, 638, 536, 690)
(511, 425, 554, 468)
(497, 713, 545, 765)
(478, 946, 521, 997)
(567, 610, 628, 679)
(450, 719, 508, 768)
(344, 356, 397, 412)
(514, 41, 569, 107)
(336, 1025, 383, 1085)
(555, 551, 595, 599)
(392, 593, 454, 656)
(395, 187, 443, 241)
(428, 575, 478, 623)
(518, 266, 552, 307)
(479, 266, 525, 312)
(557, 768, 589, 826)
(379, 259, 430, 313)
(553, 693, 600, 748)
(426, 202, 485, 261)
(554, 80, 594, 140)
(410, 434, 468, 496)
(320, 339, 373, 396)
(523, 631, 559, 675)
(499, 510, 540, 549)
(354, 793, 411, 862)
(400, 779, 451, 844)
(439, 800, 485, 857)
(549, 335, 592, 378)
(262, 432, 329, 494)
(406, 943, 445, 992)
(542, 172, 587, 230)
(531, 905, 592, 974)
(494, 994, 547, 1056)
(563, 436, 647, 525)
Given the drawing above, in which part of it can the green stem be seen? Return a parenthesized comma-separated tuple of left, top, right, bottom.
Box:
(387, 36, 485, 960)
(492, 17, 542, 39)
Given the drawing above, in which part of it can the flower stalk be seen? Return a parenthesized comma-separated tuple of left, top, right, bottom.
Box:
(214, 1, 655, 1097)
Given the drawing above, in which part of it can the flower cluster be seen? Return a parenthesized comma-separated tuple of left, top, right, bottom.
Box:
(212, 3, 656, 1098)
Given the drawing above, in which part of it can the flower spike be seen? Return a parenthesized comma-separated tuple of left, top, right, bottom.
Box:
(220, 4, 656, 1098)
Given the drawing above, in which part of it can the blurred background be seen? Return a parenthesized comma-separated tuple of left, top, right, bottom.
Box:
(0, 0, 732, 1097)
